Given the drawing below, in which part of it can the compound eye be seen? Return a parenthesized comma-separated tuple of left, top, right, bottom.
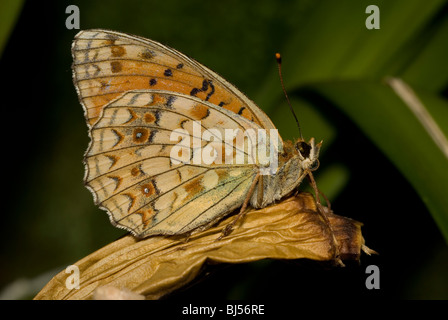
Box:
(295, 141, 311, 158)
(310, 159, 320, 171)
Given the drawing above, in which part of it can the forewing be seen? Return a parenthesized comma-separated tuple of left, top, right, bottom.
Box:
(72, 29, 279, 135)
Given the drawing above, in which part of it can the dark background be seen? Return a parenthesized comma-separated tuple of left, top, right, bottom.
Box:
(0, 0, 447, 300)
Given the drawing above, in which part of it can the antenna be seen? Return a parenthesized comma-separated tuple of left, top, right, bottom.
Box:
(275, 53, 303, 140)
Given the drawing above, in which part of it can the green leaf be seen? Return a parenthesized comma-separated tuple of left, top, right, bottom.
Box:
(255, 0, 448, 242)
(256, 0, 448, 109)
(0, 0, 24, 57)
(400, 15, 448, 92)
(309, 80, 448, 242)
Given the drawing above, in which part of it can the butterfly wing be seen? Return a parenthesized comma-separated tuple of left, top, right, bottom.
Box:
(85, 90, 267, 237)
(72, 29, 279, 137)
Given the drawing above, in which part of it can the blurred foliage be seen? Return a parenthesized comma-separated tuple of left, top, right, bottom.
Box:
(257, 0, 448, 241)
(0, 0, 447, 300)
(0, 0, 23, 57)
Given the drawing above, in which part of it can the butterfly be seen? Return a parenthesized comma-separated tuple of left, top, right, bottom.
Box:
(72, 29, 321, 238)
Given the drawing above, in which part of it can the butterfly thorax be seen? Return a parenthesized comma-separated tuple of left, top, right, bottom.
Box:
(250, 138, 321, 208)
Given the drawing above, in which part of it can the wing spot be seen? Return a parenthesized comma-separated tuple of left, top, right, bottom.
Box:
(164, 69, 173, 77)
(133, 128, 150, 143)
(105, 154, 119, 169)
(191, 104, 210, 120)
(141, 181, 156, 197)
(123, 193, 136, 212)
(189, 79, 215, 101)
(148, 129, 156, 143)
(110, 61, 122, 73)
(110, 45, 126, 57)
(104, 34, 118, 45)
(166, 95, 176, 107)
(136, 209, 156, 228)
(99, 80, 109, 91)
(150, 93, 167, 105)
(190, 88, 200, 96)
(92, 64, 101, 76)
(144, 112, 156, 123)
(124, 108, 138, 124)
(140, 49, 155, 60)
(154, 110, 161, 126)
(217, 168, 230, 180)
(131, 166, 141, 177)
(108, 176, 122, 191)
(179, 119, 188, 129)
(149, 78, 157, 86)
(184, 176, 205, 195)
(111, 129, 124, 148)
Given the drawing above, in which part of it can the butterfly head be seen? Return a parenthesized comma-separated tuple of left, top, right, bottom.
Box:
(294, 137, 322, 173)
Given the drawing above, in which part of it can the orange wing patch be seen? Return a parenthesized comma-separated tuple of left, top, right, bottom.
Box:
(72, 30, 266, 128)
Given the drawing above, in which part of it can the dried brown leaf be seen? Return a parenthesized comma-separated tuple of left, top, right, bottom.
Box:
(34, 192, 369, 300)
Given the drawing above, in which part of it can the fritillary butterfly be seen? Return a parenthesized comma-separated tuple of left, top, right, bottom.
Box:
(72, 29, 321, 237)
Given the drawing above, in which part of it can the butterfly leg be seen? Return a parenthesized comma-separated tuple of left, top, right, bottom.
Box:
(217, 172, 261, 241)
(307, 172, 343, 265)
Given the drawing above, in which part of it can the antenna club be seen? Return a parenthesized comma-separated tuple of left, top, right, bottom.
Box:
(275, 53, 282, 63)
